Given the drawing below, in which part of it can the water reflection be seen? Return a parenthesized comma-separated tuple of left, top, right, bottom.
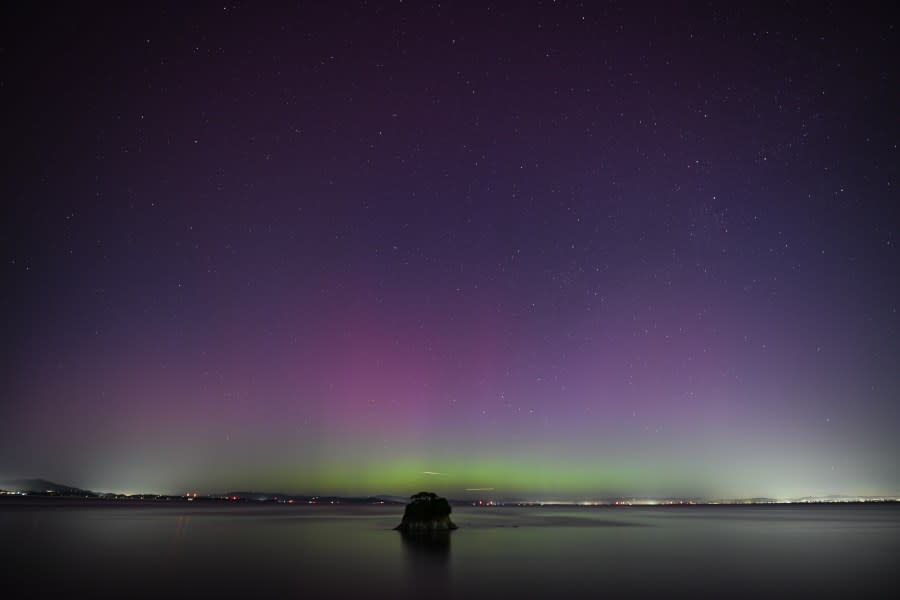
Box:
(400, 531, 451, 596)
(400, 530, 451, 560)
(173, 514, 191, 542)
(2, 504, 896, 599)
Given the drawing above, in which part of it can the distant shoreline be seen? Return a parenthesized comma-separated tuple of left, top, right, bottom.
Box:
(1, 495, 898, 509)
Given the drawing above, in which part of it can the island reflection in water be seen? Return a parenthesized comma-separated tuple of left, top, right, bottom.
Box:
(401, 530, 452, 594)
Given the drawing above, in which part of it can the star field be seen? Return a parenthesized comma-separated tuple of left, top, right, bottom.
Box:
(1, 2, 898, 499)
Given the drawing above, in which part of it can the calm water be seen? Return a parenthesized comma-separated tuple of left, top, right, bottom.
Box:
(2, 500, 898, 598)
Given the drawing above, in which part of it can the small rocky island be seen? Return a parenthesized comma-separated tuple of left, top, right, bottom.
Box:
(395, 491, 458, 532)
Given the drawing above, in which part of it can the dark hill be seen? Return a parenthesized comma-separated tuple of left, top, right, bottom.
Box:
(1, 478, 95, 496)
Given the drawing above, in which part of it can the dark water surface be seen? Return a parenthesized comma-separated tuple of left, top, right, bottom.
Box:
(2, 500, 898, 598)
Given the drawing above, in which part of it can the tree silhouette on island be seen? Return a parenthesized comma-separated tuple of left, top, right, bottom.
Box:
(395, 492, 458, 532)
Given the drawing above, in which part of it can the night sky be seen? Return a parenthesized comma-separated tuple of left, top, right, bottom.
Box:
(2, 2, 898, 500)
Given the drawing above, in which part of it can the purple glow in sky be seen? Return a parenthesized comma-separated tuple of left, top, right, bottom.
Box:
(1, 2, 898, 499)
